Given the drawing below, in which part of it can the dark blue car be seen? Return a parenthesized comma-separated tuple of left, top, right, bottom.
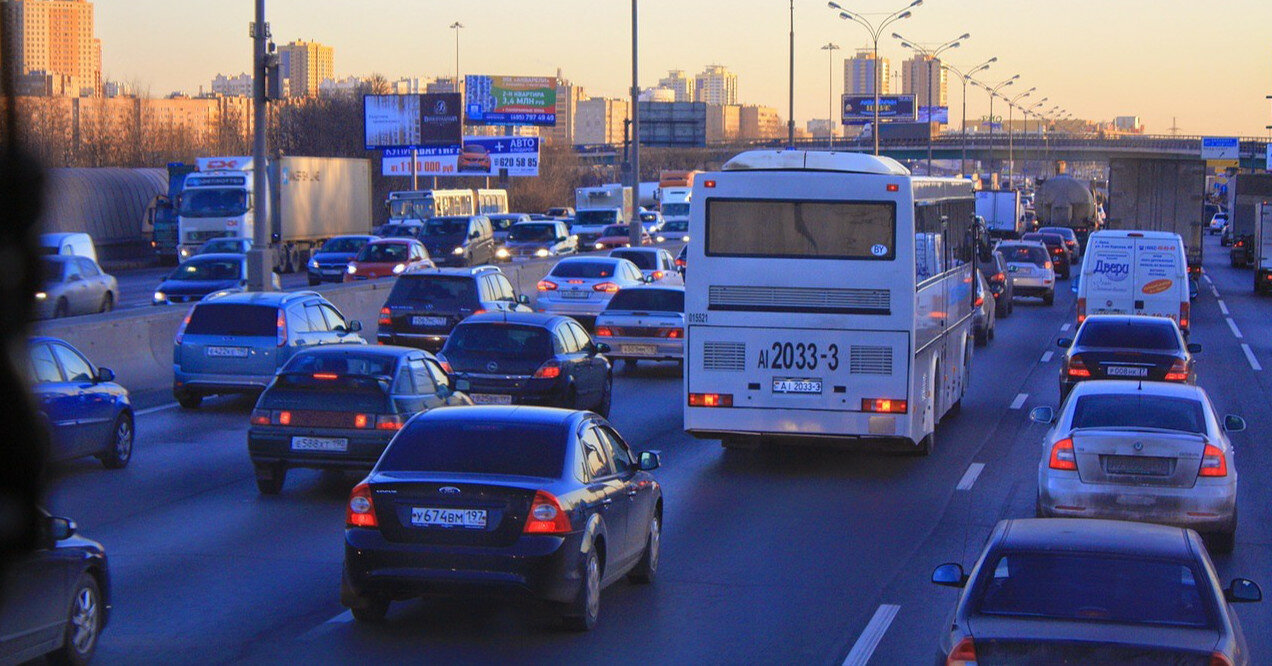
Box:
(152, 253, 279, 305)
(308, 234, 377, 285)
(28, 337, 133, 469)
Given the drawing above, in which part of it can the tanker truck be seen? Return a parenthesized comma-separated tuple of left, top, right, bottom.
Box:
(1033, 161, 1099, 246)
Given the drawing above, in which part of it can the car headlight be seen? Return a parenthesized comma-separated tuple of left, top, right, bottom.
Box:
(392, 263, 407, 274)
(594, 242, 605, 250)
(34, 291, 47, 300)
(179, 247, 191, 258)
(308, 259, 319, 269)
(535, 248, 550, 257)
(682, 235, 691, 242)
(656, 235, 666, 243)
(346, 264, 357, 274)
(153, 291, 167, 303)
(452, 246, 465, 255)
(496, 247, 510, 259)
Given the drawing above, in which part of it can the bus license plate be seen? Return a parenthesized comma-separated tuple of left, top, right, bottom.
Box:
(772, 378, 822, 394)
(411, 507, 487, 529)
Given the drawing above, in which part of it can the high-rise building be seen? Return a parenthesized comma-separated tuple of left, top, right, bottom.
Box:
(574, 97, 629, 146)
(807, 118, 839, 139)
(426, 77, 460, 94)
(640, 87, 676, 103)
(211, 73, 253, 97)
(277, 40, 334, 98)
(2, 0, 102, 96)
(901, 55, 947, 111)
(845, 50, 889, 96)
(739, 105, 781, 140)
(705, 104, 740, 142)
(695, 65, 738, 106)
(658, 70, 695, 102)
(546, 71, 586, 146)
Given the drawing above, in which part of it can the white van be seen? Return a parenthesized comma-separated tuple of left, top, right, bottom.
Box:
(1077, 230, 1189, 333)
(39, 233, 98, 264)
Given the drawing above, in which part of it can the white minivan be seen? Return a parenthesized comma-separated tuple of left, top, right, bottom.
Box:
(1077, 230, 1189, 333)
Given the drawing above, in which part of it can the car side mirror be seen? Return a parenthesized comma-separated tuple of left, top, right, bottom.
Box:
(96, 367, 115, 383)
(931, 563, 967, 588)
(1187, 342, 1202, 354)
(455, 378, 471, 392)
(1029, 406, 1056, 425)
(436, 383, 452, 399)
(347, 320, 363, 333)
(594, 342, 611, 355)
(1057, 338, 1073, 348)
(470, 230, 481, 239)
(517, 294, 530, 305)
(1225, 578, 1262, 603)
(47, 516, 76, 541)
(638, 450, 661, 471)
(556, 236, 567, 243)
(1224, 415, 1246, 433)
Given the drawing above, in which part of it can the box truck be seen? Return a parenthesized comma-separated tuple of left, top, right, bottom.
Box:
(975, 190, 1024, 238)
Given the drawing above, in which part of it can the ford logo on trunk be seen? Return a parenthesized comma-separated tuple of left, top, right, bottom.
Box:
(438, 486, 461, 495)
(486, 361, 499, 372)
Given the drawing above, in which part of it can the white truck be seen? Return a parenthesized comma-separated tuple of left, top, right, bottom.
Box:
(658, 187, 692, 240)
(177, 156, 373, 272)
(1077, 229, 1190, 334)
(975, 189, 1024, 238)
(1254, 202, 1272, 294)
(573, 184, 633, 249)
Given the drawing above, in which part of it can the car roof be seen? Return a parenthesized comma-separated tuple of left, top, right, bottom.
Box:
(556, 255, 622, 264)
(328, 234, 377, 241)
(402, 265, 502, 278)
(610, 247, 662, 254)
(293, 343, 422, 360)
(1079, 314, 1179, 328)
(1066, 378, 1205, 401)
(460, 311, 572, 327)
(997, 518, 1193, 560)
(186, 252, 245, 261)
(200, 290, 322, 306)
(414, 404, 581, 428)
(368, 237, 419, 245)
(997, 240, 1046, 249)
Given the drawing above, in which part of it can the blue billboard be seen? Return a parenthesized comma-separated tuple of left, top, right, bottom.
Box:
(841, 94, 916, 125)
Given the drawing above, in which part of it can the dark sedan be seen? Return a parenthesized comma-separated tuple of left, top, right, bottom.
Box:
(932, 518, 1261, 665)
(436, 312, 613, 416)
(341, 406, 663, 630)
(153, 253, 278, 305)
(29, 337, 134, 469)
(976, 249, 1013, 317)
(1021, 232, 1072, 279)
(0, 511, 110, 664)
(1059, 314, 1199, 399)
(308, 234, 377, 285)
(248, 345, 470, 494)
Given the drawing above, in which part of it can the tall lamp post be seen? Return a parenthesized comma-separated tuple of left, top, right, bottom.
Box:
(828, 0, 924, 156)
(893, 32, 966, 175)
(943, 57, 995, 177)
(1005, 86, 1035, 188)
(629, 0, 642, 247)
(1023, 98, 1046, 184)
(820, 42, 841, 148)
(971, 74, 1018, 178)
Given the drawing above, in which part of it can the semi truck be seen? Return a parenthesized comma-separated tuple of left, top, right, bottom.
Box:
(1105, 158, 1206, 279)
(147, 162, 196, 264)
(177, 156, 373, 272)
(1225, 174, 1272, 268)
(1034, 163, 1099, 246)
(975, 189, 1024, 238)
(1255, 202, 1272, 293)
(573, 184, 633, 248)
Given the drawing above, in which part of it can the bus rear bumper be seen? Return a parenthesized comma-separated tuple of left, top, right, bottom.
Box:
(685, 408, 920, 446)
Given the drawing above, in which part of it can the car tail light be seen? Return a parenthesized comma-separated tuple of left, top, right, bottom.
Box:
(346, 482, 378, 528)
(862, 398, 907, 413)
(946, 637, 977, 666)
(436, 353, 452, 374)
(1076, 298, 1087, 324)
(675, 258, 686, 267)
(353, 413, 370, 429)
(1180, 302, 1190, 331)
(537, 279, 558, 291)
(533, 359, 562, 379)
(1052, 247, 1063, 255)
(652, 271, 664, 280)
(375, 414, 406, 431)
(992, 272, 1004, 282)
(595, 326, 613, 337)
(660, 327, 683, 338)
(1044, 261, 1053, 270)
(1200, 444, 1227, 477)
(974, 294, 984, 307)
(1210, 651, 1234, 666)
(1164, 359, 1189, 382)
(593, 281, 620, 293)
(277, 410, 292, 426)
(523, 490, 572, 535)
(1049, 438, 1077, 470)
(250, 409, 271, 426)
(313, 373, 338, 380)
(1066, 355, 1091, 378)
(378, 307, 392, 327)
(688, 393, 732, 407)
(276, 309, 287, 347)
(175, 308, 194, 344)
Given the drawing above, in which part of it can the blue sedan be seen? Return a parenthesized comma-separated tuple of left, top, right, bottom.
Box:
(28, 337, 134, 469)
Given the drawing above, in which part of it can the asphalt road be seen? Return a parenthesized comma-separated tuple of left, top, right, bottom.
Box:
(41, 233, 1272, 664)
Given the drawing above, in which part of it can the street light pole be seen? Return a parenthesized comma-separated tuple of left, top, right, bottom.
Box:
(893, 32, 967, 175)
(1006, 86, 1035, 188)
(971, 74, 1018, 181)
(943, 57, 994, 177)
(821, 43, 841, 148)
(1023, 98, 1046, 185)
(788, 0, 795, 148)
(828, 0, 924, 156)
(629, 0, 642, 247)
(247, 0, 272, 292)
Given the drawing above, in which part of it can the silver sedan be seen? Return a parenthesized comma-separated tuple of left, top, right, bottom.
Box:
(595, 285, 685, 369)
(534, 256, 647, 327)
(1030, 380, 1243, 552)
(36, 255, 119, 318)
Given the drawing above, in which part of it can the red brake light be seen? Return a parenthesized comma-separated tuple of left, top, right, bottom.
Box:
(688, 392, 732, 407)
(313, 373, 338, 380)
(595, 326, 613, 337)
(661, 327, 682, 339)
(1049, 438, 1077, 471)
(703, 179, 716, 188)
(946, 637, 977, 666)
(886, 183, 900, 192)
(436, 354, 452, 374)
(1044, 261, 1053, 270)
(533, 360, 562, 379)
(1066, 356, 1091, 378)
(375, 414, 405, 431)
(1200, 444, 1227, 477)
(862, 398, 907, 413)
(250, 409, 271, 426)
(277, 309, 287, 347)
(175, 308, 194, 344)
(1180, 302, 1190, 331)
(675, 258, 686, 267)
(1076, 298, 1087, 323)
(523, 490, 572, 535)
(974, 295, 984, 307)
(378, 307, 392, 327)
(346, 482, 378, 528)
(593, 281, 620, 293)
(353, 413, 369, 429)
(1210, 651, 1235, 666)
(278, 410, 292, 426)
(652, 271, 664, 280)
(1164, 359, 1189, 382)
(537, 279, 558, 291)
(992, 272, 1004, 282)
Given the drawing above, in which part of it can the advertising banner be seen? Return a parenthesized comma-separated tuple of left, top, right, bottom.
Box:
(382, 137, 540, 177)
(841, 94, 916, 125)
(419, 93, 463, 145)
(918, 106, 949, 124)
(363, 94, 463, 150)
(465, 75, 557, 126)
(1201, 136, 1239, 160)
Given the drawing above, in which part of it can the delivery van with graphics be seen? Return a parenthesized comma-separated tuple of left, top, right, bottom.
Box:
(1077, 229, 1190, 333)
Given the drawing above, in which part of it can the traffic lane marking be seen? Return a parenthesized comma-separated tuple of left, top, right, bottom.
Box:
(1040, 351, 1053, 363)
(956, 463, 985, 491)
(1218, 300, 1229, 315)
(136, 402, 179, 416)
(1242, 344, 1262, 371)
(1010, 393, 1028, 410)
(1226, 318, 1243, 339)
(842, 604, 900, 666)
(299, 610, 353, 641)
(1060, 323, 1071, 331)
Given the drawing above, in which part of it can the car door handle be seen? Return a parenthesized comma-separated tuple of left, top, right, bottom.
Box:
(626, 489, 638, 497)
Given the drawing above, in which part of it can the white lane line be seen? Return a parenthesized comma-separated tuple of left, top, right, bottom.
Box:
(1040, 351, 1054, 363)
(1010, 393, 1029, 410)
(1203, 274, 1213, 285)
(1060, 323, 1071, 331)
(1218, 300, 1230, 315)
(1242, 344, 1263, 371)
(298, 611, 353, 641)
(1226, 317, 1243, 339)
(136, 402, 178, 416)
(842, 604, 900, 666)
(1211, 286, 1220, 299)
(956, 463, 986, 491)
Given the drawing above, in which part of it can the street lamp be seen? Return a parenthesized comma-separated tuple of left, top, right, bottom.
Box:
(893, 31, 967, 174)
(1023, 98, 1046, 185)
(828, 0, 924, 156)
(821, 42, 841, 147)
(971, 74, 1018, 177)
(1006, 86, 1035, 188)
(449, 22, 464, 91)
(943, 57, 995, 177)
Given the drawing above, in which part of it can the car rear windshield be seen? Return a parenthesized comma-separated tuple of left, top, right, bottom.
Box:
(186, 304, 277, 336)
(1071, 394, 1207, 434)
(610, 250, 655, 269)
(706, 199, 896, 260)
(423, 217, 469, 236)
(601, 225, 627, 236)
(1022, 233, 1063, 246)
(448, 323, 553, 358)
(358, 243, 409, 262)
(321, 237, 370, 253)
(172, 257, 242, 281)
(1037, 227, 1075, 239)
(605, 289, 684, 312)
(551, 261, 617, 279)
(1077, 320, 1180, 350)
(389, 275, 479, 308)
(575, 210, 618, 226)
(508, 224, 557, 242)
(378, 422, 565, 477)
(998, 244, 1049, 266)
(281, 351, 397, 377)
(976, 551, 1211, 628)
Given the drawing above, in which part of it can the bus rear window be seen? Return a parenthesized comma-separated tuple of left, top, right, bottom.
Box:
(705, 199, 895, 259)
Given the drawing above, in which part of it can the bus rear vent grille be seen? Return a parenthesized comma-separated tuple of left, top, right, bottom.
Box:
(708, 286, 889, 314)
(702, 341, 746, 372)
(849, 346, 893, 375)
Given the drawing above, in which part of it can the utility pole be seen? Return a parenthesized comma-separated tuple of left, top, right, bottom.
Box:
(246, 0, 273, 292)
(788, 0, 795, 148)
(628, 0, 642, 247)
(821, 43, 841, 148)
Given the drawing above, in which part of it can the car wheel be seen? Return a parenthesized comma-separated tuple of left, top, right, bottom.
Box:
(54, 298, 69, 318)
(1043, 291, 1055, 306)
(254, 464, 286, 495)
(595, 375, 613, 418)
(627, 512, 661, 584)
(621, 359, 637, 374)
(1206, 509, 1237, 554)
(99, 292, 114, 313)
(562, 548, 601, 631)
(98, 412, 133, 469)
(49, 574, 101, 666)
(995, 301, 1009, 318)
(974, 326, 988, 347)
(988, 321, 996, 340)
(176, 390, 202, 409)
(308, 277, 321, 286)
(350, 595, 390, 623)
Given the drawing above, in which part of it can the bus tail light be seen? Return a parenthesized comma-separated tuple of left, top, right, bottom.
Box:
(689, 393, 732, 407)
(1076, 298, 1086, 324)
(886, 183, 900, 192)
(703, 180, 716, 188)
(1200, 444, 1227, 477)
(1164, 359, 1189, 382)
(1065, 355, 1091, 378)
(660, 328, 683, 338)
(862, 398, 907, 413)
(1048, 438, 1077, 470)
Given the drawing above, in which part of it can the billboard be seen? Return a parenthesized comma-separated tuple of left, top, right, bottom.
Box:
(382, 136, 540, 177)
(841, 94, 916, 125)
(638, 101, 707, 147)
(363, 93, 462, 150)
(1201, 136, 1239, 160)
(917, 106, 949, 124)
(464, 75, 557, 126)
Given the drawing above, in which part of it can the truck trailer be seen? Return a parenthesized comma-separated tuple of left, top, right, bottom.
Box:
(1225, 173, 1272, 269)
(1105, 158, 1206, 280)
(975, 189, 1024, 238)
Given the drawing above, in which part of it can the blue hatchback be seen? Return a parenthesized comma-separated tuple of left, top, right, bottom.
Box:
(28, 337, 133, 469)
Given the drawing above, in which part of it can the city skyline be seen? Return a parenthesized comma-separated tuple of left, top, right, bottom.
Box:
(94, 0, 1272, 136)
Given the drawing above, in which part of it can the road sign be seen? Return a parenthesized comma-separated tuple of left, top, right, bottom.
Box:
(1265, 143, 1272, 173)
(1201, 136, 1239, 160)
(464, 75, 557, 126)
(382, 136, 540, 177)
(841, 94, 916, 125)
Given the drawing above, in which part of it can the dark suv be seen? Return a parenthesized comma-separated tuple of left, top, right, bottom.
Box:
(976, 249, 1014, 317)
(418, 215, 496, 267)
(437, 312, 613, 416)
(377, 266, 532, 352)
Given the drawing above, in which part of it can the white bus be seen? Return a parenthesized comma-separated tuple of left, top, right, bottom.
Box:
(683, 150, 979, 454)
(385, 189, 477, 222)
(476, 188, 510, 216)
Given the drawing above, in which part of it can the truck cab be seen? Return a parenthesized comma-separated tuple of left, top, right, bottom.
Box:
(177, 170, 254, 260)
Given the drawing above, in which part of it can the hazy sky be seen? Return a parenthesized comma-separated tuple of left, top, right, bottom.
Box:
(98, 0, 1272, 137)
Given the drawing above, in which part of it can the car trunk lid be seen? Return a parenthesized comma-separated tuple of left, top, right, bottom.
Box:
(1071, 429, 1206, 488)
(367, 473, 543, 547)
